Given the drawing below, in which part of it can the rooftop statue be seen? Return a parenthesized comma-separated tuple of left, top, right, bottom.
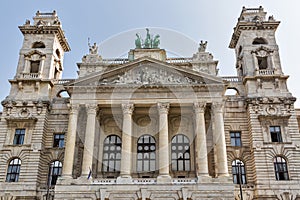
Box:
(198, 40, 207, 52)
(88, 38, 98, 55)
(135, 28, 160, 49)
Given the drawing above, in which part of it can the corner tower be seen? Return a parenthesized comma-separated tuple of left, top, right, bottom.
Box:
(9, 10, 70, 100)
(229, 6, 291, 98)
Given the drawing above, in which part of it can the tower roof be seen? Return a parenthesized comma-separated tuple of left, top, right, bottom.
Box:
(18, 10, 71, 52)
(229, 6, 280, 48)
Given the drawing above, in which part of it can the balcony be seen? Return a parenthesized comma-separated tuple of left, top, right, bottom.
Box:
(258, 69, 275, 75)
(19, 73, 41, 79)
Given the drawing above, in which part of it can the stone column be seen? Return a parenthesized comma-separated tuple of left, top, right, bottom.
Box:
(194, 102, 209, 179)
(212, 102, 229, 177)
(81, 104, 98, 176)
(39, 56, 45, 78)
(24, 57, 30, 73)
(157, 102, 171, 182)
(252, 52, 259, 75)
(62, 104, 79, 177)
(119, 103, 134, 179)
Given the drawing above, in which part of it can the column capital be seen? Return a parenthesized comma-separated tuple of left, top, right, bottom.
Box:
(157, 102, 169, 114)
(212, 102, 224, 113)
(193, 102, 206, 113)
(122, 103, 134, 115)
(68, 104, 79, 115)
(86, 104, 98, 114)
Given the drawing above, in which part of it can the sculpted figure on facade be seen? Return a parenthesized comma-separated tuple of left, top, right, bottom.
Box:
(198, 40, 208, 52)
(135, 28, 160, 49)
(89, 42, 98, 55)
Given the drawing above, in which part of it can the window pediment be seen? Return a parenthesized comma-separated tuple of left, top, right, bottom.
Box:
(251, 46, 274, 56)
(24, 50, 46, 58)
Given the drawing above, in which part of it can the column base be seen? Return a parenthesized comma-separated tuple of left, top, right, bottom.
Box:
(116, 175, 133, 184)
(216, 174, 231, 183)
(157, 175, 172, 184)
(77, 175, 93, 183)
(57, 175, 75, 185)
(197, 175, 212, 183)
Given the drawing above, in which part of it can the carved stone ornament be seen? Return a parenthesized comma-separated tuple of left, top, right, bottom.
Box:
(121, 103, 134, 115)
(157, 102, 169, 114)
(100, 64, 201, 85)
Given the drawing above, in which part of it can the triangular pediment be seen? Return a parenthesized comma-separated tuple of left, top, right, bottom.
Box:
(67, 56, 224, 87)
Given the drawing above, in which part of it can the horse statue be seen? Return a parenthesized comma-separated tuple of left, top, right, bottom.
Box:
(144, 28, 151, 48)
(152, 34, 160, 48)
(135, 33, 142, 48)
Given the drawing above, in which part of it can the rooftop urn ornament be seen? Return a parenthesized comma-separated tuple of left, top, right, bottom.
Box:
(135, 28, 160, 49)
(198, 40, 207, 52)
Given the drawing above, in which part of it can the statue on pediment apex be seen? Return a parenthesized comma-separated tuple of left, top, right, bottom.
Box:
(135, 28, 160, 49)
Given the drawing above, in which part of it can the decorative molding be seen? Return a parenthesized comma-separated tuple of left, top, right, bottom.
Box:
(157, 102, 169, 114)
(121, 103, 134, 115)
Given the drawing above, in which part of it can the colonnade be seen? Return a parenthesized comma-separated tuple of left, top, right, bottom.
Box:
(62, 102, 229, 180)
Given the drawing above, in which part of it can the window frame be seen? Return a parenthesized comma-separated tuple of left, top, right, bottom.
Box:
(171, 134, 191, 172)
(6, 158, 21, 182)
(13, 128, 25, 145)
(30, 60, 40, 73)
(48, 160, 62, 186)
(53, 133, 65, 148)
(102, 135, 122, 173)
(230, 131, 242, 147)
(137, 134, 156, 173)
(232, 159, 247, 184)
(270, 126, 283, 143)
(274, 156, 289, 181)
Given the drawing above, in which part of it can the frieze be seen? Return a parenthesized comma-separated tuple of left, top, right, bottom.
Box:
(246, 97, 295, 118)
(99, 65, 202, 85)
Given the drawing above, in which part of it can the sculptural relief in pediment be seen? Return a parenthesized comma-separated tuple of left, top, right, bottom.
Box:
(99, 64, 203, 85)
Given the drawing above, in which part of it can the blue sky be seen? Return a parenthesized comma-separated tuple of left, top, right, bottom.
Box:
(1, 1, 300, 110)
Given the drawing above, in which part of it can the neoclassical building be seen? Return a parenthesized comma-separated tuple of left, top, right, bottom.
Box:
(0, 6, 300, 200)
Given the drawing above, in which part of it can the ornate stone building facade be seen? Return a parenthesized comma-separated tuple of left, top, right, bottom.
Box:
(0, 7, 300, 200)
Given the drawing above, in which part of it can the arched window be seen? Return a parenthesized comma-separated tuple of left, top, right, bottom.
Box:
(102, 135, 122, 172)
(48, 160, 62, 186)
(171, 134, 190, 171)
(252, 37, 268, 45)
(57, 90, 70, 98)
(6, 158, 21, 182)
(232, 159, 247, 184)
(137, 135, 156, 172)
(32, 41, 45, 48)
(274, 156, 289, 180)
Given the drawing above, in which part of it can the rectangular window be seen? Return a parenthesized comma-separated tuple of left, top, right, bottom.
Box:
(13, 129, 25, 145)
(270, 126, 283, 142)
(53, 134, 65, 148)
(230, 131, 242, 147)
(30, 61, 40, 73)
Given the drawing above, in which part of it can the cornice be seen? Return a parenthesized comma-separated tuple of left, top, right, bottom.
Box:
(229, 21, 280, 48)
(18, 25, 70, 52)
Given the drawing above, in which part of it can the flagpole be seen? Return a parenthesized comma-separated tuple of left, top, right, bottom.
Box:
(46, 163, 53, 200)
(237, 161, 243, 200)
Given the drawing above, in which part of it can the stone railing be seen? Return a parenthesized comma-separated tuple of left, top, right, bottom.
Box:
(53, 79, 75, 85)
(20, 73, 40, 79)
(166, 57, 193, 64)
(222, 76, 242, 82)
(133, 178, 156, 184)
(172, 178, 197, 184)
(93, 178, 116, 185)
(92, 178, 197, 185)
(258, 69, 275, 75)
(102, 58, 129, 65)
